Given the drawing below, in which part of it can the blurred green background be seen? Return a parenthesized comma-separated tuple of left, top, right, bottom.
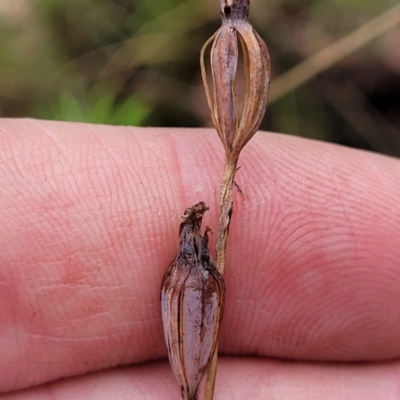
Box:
(1, 0, 400, 156)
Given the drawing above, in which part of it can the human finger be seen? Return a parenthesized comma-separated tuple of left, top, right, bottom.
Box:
(2, 358, 399, 400)
(1, 119, 400, 392)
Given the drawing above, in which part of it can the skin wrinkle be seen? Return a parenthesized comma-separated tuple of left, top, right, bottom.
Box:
(151, 132, 182, 209)
(1, 120, 400, 393)
(128, 130, 181, 271)
(87, 134, 141, 248)
(168, 129, 223, 214)
(26, 120, 75, 179)
(166, 130, 223, 258)
(168, 129, 188, 209)
(222, 137, 400, 356)
(2, 359, 400, 400)
(50, 128, 133, 270)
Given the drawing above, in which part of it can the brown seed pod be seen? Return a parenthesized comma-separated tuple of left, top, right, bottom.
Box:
(161, 202, 226, 400)
(200, 0, 271, 162)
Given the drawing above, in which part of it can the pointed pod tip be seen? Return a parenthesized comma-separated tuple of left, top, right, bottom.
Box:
(204, 225, 214, 235)
(181, 202, 209, 223)
(220, 0, 250, 21)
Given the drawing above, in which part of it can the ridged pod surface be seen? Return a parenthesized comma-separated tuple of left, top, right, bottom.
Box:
(161, 203, 226, 400)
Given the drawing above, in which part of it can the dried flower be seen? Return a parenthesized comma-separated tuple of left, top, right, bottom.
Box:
(200, 0, 271, 161)
(199, 2, 271, 399)
(160, 2, 270, 399)
(161, 202, 226, 400)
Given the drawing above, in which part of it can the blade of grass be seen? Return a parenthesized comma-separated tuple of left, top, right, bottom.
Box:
(270, 3, 400, 103)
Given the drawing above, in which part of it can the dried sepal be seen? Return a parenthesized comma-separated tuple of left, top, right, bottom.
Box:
(161, 202, 226, 400)
(200, 0, 271, 160)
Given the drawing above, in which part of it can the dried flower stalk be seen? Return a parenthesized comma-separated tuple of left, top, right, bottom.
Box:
(200, 0, 271, 399)
(201, 0, 270, 274)
(161, 203, 226, 400)
(161, 1, 270, 399)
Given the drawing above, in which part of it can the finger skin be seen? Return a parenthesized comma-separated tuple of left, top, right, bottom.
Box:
(0, 119, 400, 392)
(2, 358, 400, 400)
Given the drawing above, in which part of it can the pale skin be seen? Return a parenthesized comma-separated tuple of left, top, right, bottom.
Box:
(1, 119, 400, 399)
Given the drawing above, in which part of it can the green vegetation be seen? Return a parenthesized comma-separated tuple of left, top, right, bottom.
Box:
(0, 0, 399, 155)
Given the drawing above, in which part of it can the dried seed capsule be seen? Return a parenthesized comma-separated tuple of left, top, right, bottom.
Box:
(161, 202, 226, 400)
(200, 0, 271, 161)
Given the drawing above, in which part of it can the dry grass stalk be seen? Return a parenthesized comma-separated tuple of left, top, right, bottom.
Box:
(269, 2, 400, 103)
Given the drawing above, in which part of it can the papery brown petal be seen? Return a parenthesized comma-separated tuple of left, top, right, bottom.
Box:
(200, 32, 221, 139)
(161, 261, 191, 392)
(178, 263, 224, 399)
(248, 30, 271, 139)
(234, 23, 270, 152)
(201, 24, 239, 154)
(210, 24, 239, 153)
